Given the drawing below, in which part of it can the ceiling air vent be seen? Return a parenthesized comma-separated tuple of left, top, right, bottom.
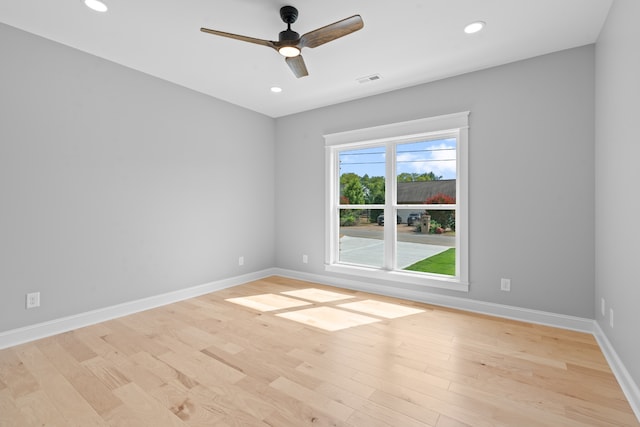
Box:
(357, 74, 382, 84)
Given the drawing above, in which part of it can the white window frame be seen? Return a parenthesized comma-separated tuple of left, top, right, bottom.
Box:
(324, 112, 469, 292)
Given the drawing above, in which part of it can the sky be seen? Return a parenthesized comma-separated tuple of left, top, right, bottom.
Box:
(339, 138, 456, 180)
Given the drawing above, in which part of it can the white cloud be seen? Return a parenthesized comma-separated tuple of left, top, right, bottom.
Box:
(396, 142, 456, 179)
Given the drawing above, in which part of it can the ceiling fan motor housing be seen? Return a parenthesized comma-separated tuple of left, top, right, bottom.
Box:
(279, 6, 300, 45)
(279, 29, 300, 43)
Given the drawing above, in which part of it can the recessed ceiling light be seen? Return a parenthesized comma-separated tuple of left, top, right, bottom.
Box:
(464, 21, 485, 34)
(85, 0, 108, 12)
(270, 86, 283, 93)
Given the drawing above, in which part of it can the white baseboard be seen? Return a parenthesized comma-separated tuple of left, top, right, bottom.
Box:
(1, 267, 592, 348)
(1, 267, 637, 423)
(0, 268, 278, 350)
(593, 322, 640, 421)
(272, 268, 595, 333)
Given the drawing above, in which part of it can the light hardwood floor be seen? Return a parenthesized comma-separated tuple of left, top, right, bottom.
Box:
(0, 276, 637, 426)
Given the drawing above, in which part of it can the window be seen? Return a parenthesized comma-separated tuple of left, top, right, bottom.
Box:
(324, 112, 469, 291)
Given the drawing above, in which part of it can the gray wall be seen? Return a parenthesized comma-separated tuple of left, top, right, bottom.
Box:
(0, 19, 604, 334)
(275, 45, 595, 318)
(0, 23, 276, 332)
(595, 0, 640, 385)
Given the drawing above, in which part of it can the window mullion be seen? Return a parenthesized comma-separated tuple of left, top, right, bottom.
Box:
(385, 143, 397, 271)
(330, 147, 340, 265)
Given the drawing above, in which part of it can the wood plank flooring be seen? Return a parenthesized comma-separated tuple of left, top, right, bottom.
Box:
(0, 276, 637, 426)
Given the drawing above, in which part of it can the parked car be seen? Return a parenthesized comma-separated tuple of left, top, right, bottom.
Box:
(377, 214, 402, 225)
(407, 213, 421, 226)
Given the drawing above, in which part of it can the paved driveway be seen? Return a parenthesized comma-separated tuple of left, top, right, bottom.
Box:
(339, 235, 451, 268)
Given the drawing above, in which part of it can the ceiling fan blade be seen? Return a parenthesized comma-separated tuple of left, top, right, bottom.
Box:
(300, 15, 363, 49)
(285, 55, 309, 78)
(200, 27, 276, 50)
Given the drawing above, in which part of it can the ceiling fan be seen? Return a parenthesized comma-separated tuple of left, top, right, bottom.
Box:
(200, 6, 364, 78)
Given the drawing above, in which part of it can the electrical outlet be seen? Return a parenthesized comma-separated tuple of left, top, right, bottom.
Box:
(26, 292, 40, 309)
(609, 308, 614, 328)
(238, 256, 244, 266)
(601, 298, 606, 316)
(302, 254, 308, 264)
(500, 278, 511, 292)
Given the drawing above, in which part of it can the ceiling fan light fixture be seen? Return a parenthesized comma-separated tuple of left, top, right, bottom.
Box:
(464, 21, 485, 34)
(278, 46, 301, 58)
(84, 0, 108, 12)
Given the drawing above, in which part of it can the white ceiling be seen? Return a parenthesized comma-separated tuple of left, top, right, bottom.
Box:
(0, 0, 612, 118)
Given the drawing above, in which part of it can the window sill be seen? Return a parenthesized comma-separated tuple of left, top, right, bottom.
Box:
(325, 263, 469, 292)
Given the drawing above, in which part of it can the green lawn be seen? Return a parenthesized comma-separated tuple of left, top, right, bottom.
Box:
(404, 248, 455, 276)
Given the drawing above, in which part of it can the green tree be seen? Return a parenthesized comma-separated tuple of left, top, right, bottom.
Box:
(360, 174, 385, 204)
(397, 172, 442, 182)
(340, 173, 361, 186)
(341, 173, 365, 205)
(359, 174, 385, 222)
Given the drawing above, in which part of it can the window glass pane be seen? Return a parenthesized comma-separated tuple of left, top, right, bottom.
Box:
(396, 138, 456, 205)
(339, 208, 383, 268)
(339, 147, 385, 205)
(398, 208, 456, 276)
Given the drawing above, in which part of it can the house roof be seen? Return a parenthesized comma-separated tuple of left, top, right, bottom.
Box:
(397, 179, 456, 204)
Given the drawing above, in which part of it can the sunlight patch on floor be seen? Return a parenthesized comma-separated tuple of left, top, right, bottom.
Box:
(281, 288, 355, 303)
(226, 294, 311, 312)
(338, 299, 425, 319)
(226, 287, 425, 331)
(276, 306, 380, 331)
